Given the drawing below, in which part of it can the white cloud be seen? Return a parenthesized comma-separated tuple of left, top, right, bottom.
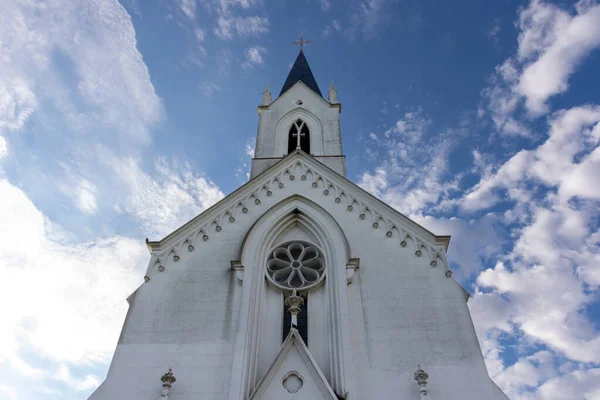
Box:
(482, 0, 600, 132)
(461, 106, 600, 379)
(199, 81, 221, 98)
(236, 137, 256, 180)
(0, 386, 16, 400)
(214, 15, 269, 39)
(179, 0, 197, 19)
(466, 4, 600, 397)
(358, 109, 460, 215)
(488, 19, 501, 43)
(320, 0, 331, 11)
(11, 358, 46, 380)
(242, 46, 267, 69)
(323, 19, 342, 36)
(75, 179, 98, 215)
(0, 135, 7, 160)
(55, 364, 100, 391)
(530, 368, 600, 400)
(194, 28, 205, 43)
(349, 0, 388, 39)
(0, 179, 147, 366)
(100, 152, 224, 238)
(462, 105, 600, 212)
(216, 49, 233, 75)
(0, 79, 37, 131)
(413, 213, 504, 278)
(0, 0, 163, 144)
(464, 105, 600, 391)
(56, 163, 99, 215)
(516, 1, 600, 115)
(218, 0, 261, 11)
(245, 140, 255, 157)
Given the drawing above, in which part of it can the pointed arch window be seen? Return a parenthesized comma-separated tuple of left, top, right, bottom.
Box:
(288, 119, 310, 154)
(267, 240, 324, 346)
(283, 295, 308, 344)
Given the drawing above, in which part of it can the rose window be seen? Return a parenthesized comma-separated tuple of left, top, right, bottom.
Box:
(266, 241, 325, 290)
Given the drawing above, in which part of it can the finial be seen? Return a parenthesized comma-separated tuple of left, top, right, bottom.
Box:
(159, 368, 176, 399)
(414, 365, 430, 399)
(262, 83, 272, 106)
(328, 80, 338, 103)
(285, 290, 304, 329)
(292, 36, 312, 52)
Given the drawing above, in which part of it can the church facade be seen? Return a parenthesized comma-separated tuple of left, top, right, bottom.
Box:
(90, 50, 509, 400)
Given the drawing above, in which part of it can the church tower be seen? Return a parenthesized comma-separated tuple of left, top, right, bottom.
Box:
(90, 47, 509, 400)
(251, 48, 345, 178)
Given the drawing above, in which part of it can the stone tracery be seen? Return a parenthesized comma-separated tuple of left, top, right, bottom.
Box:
(266, 241, 325, 290)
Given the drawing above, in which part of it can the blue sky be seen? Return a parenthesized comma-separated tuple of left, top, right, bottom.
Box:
(1, 0, 599, 398)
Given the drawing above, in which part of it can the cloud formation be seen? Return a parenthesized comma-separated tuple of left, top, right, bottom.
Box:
(358, 109, 460, 215)
(0, 177, 147, 369)
(356, 3, 600, 398)
(242, 46, 267, 69)
(482, 0, 600, 136)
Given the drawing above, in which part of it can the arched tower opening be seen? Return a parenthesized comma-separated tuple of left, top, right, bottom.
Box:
(288, 119, 311, 154)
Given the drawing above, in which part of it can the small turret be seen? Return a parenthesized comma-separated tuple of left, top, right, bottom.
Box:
(328, 81, 338, 103)
(262, 83, 272, 106)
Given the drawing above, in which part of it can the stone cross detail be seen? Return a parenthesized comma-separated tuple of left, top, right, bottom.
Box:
(292, 36, 312, 51)
(159, 368, 176, 399)
(414, 365, 430, 399)
(291, 120, 306, 150)
(285, 290, 304, 328)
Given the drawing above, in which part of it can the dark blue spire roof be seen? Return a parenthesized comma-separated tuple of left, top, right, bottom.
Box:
(280, 50, 322, 97)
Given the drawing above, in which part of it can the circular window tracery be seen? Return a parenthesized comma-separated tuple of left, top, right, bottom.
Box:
(266, 241, 325, 290)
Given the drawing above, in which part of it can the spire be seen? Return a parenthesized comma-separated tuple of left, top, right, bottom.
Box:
(280, 50, 322, 97)
(262, 83, 271, 105)
(328, 80, 338, 103)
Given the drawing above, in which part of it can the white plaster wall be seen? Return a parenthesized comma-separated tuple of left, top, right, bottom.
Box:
(90, 205, 256, 400)
(90, 166, 507, 400)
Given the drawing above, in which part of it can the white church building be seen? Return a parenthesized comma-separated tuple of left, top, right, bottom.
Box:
(90, 48, 509, 400)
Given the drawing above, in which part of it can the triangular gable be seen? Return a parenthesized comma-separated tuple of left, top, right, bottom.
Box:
(262, 80, 335, 111)
(248, 328, 338, 400)
(145, 150, 451, 276)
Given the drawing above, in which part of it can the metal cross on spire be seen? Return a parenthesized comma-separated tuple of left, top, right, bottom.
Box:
(292, 36, 311, 52)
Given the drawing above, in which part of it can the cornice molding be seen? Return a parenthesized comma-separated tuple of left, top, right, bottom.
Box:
(144, 151, 453, 279)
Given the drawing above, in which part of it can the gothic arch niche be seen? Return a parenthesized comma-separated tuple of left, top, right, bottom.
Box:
(231, 196, 351, 400)
(275, 108, 323, 156)
(287, 119, 311, 154)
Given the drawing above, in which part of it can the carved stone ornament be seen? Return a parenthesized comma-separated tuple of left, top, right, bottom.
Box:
(159, 368, 176, 399)
(266, 241, 325, 291)
(231, 260, 244, 283)
(282, 372, 304, 394)
(414, 365, 429, 399)
(285, 289, 305, 327)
